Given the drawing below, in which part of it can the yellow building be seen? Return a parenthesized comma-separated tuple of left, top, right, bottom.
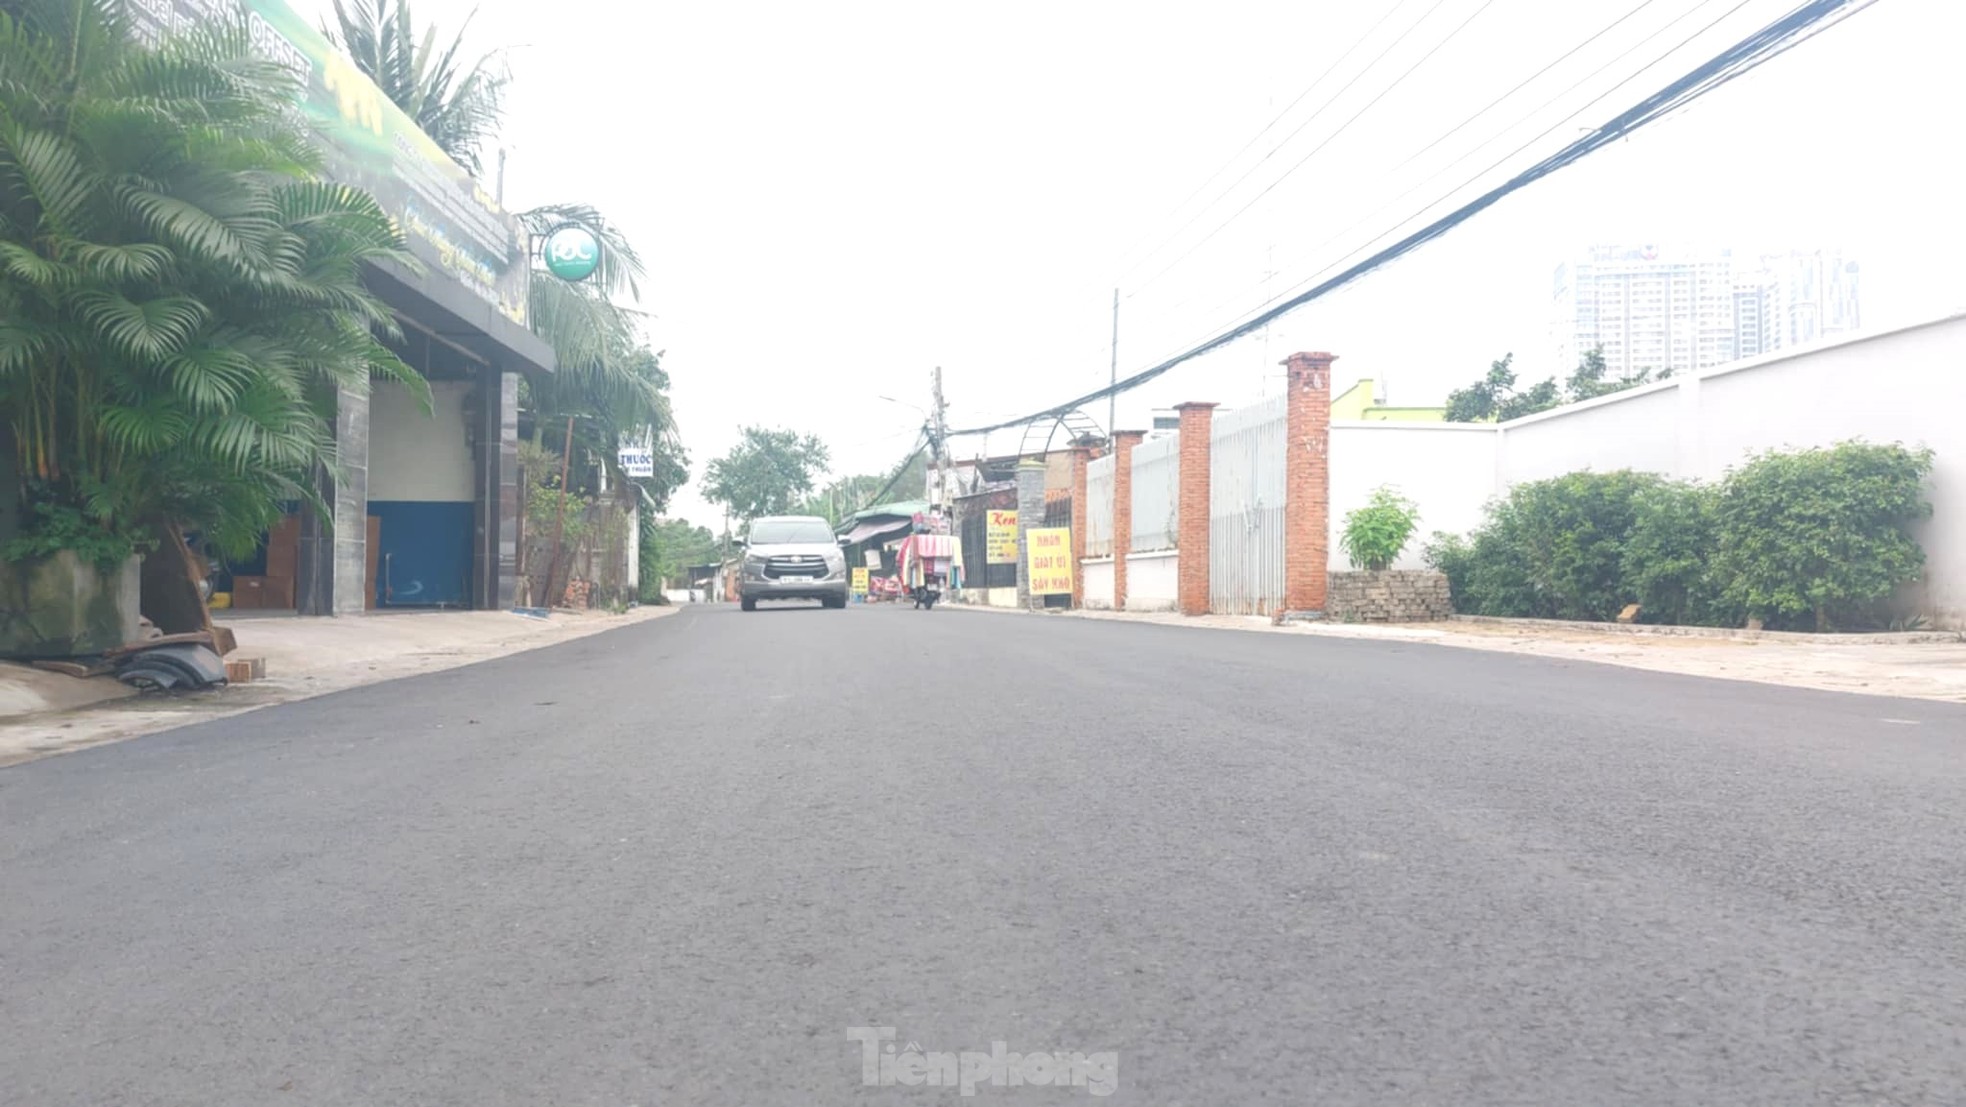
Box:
(1330, 378, 1446, 422)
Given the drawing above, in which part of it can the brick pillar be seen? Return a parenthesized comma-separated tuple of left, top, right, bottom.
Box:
(1014, 458, 1046, 611)
(1284, 352, 1335, 616)
(1109, 431, 1143, 610)
(1069, 444, 1094, 608)
(1175, 402, 1217, 616)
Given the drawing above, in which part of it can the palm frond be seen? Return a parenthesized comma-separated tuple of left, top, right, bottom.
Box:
(70, 289, 207, 362)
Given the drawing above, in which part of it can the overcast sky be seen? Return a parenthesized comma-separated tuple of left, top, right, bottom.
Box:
(292, 0, 1965, 526)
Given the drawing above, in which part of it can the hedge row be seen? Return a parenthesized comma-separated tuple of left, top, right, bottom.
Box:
(1422, 441, 1934, 632)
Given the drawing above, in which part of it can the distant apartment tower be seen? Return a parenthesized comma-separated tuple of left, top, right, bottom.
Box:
(1552, 245, 1737, 379)
(1734, 249, 1861, 358)
(1556, 245, 1861, 375)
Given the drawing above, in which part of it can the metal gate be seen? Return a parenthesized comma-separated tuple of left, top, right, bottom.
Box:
(1209, 395, 1287, 615)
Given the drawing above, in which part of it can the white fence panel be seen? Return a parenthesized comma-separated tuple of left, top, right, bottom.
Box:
(1209, 395, 1288, 614)
(1130, 433, 1181, 552)
(1085, 453, 1116, 557)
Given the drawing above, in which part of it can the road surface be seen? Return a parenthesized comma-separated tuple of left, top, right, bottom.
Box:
(3, 603, 1963, 1105)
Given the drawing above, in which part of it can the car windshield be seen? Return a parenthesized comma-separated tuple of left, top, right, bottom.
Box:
(747, 520, 835, 545)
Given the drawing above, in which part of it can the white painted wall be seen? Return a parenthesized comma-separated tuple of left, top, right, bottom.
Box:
(1497, 384, 1681, 486)
(1329, 424, 1497, 570)
(369, 380, 474, 502)
(1125, 549, 1180, 612)
(1323, 312, 1966, 626)
(1083, 555, 1115, 609)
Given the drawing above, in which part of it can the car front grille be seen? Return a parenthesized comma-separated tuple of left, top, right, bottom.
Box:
(763, 555, 829, 579)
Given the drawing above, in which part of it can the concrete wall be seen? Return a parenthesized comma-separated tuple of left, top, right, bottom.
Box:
(955, 586, 1020, 608)
(1329, 423, 1496, 571)
(1125, 549, 1179, 612)
(1083, 555, 1115, 609)
(369, 380, 474, 502)
(1325, 313, 1966, 626)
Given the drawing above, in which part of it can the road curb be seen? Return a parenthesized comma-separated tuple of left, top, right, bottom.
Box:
(1448, 614, 1963, 646)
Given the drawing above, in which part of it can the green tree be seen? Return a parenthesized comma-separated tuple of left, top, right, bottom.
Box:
(806, 452, 929, 524)
(0, 0, 420, 567)
(1446, 347, 1665, 423)
(640, 516, 718, 596)
(704, 428, 831, 524)
(1566, 346, 1670, 402)
(1443, 354, 1561, 423)
(1713, 441, 1932, 631)
(324, 0, 507, 177)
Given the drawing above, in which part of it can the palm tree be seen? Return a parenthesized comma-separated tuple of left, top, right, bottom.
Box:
(0, 0, 423, 565)
(323, 0, 508, 177)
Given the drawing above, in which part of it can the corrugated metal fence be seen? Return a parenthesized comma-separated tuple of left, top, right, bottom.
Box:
(1085, 453, 1116, 557)
(1209, 395, 1287, 615)
(1129, 433, 1181, 552)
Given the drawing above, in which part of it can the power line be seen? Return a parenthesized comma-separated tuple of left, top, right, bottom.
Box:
(1105, 0, 1723, 361)
(1224, 0, 1756, 328)
(1384, 0, 1671, 179)
(1127, 0, 1502, 300)
(1111, 0, 1432, 285)
(949, 0, 1879, 440)
(1152, 0, 1744, 347)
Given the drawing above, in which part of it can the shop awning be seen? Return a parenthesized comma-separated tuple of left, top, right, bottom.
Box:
(840, 516, 913, 546)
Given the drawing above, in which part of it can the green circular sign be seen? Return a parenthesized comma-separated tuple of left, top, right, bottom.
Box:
(543, 224, 601, 282)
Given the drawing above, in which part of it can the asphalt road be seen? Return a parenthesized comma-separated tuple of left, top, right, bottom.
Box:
(4, 603, 1964, 1105)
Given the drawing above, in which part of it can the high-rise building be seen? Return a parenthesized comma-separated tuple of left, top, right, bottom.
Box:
(1738, 249, 1862, 353)
(1553, 245, 1738, 380)
(1554, 245, 1860, 376)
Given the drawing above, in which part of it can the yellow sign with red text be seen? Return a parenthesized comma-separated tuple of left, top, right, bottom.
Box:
(1026, 527, 1074, 596)
(986, 510, 1019, 564)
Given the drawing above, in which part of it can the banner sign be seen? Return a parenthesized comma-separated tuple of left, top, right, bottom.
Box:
(986, 510, 1019, 564)
(616, 446, 655, 479)
(851, 568, 870, 594)
(126, 0, 531, 328)
(1026, 527, 1073, 596)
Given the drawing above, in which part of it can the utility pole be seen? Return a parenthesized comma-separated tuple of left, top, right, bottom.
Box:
(1108, 288, 1119, 439)
(929, 365, 951, 509)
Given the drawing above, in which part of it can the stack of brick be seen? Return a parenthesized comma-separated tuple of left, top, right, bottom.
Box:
(1326, 570, 1454, 623)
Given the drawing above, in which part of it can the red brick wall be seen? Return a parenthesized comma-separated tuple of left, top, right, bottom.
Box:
(1175, 402, 1217, 616)
(1284, 352, 1335, 613)
(1110, 431, 1144, 610)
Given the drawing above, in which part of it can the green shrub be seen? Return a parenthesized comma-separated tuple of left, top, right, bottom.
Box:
(1620, 479, 1734, 626)
(1422, 531, 1473, 607)
(1713, 441, 1933, 631)
(1340, 486, 1420, 571)
(1452, 470, 1668, 620)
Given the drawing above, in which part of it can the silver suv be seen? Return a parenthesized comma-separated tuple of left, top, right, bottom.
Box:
(738, 515, 850, 611)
